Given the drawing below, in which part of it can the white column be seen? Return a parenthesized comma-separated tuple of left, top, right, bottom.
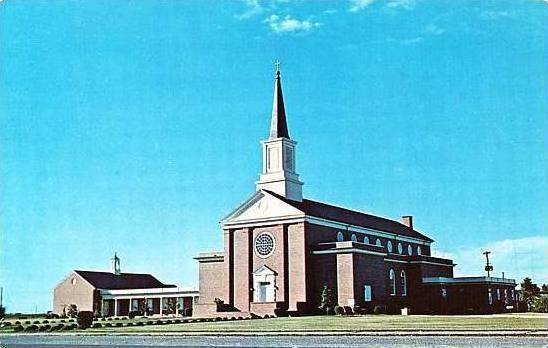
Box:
(114, 299, 118, 317)
(159, 297, 163, 316)
(129, 298, 133, 312)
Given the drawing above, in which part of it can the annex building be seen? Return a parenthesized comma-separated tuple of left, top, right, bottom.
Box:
(53, 254, 198, 317)
(194, 66, 518, 317)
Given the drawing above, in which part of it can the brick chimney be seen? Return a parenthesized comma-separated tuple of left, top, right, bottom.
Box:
(402, 216, 413, 230)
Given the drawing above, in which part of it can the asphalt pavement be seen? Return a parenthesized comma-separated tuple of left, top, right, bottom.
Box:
(1, 334, 547, 348)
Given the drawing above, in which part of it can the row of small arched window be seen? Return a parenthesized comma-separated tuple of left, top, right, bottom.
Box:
(336, 231, 422, 256)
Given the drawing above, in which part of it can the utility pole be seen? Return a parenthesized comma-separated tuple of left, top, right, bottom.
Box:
(483, 251, 493, 277)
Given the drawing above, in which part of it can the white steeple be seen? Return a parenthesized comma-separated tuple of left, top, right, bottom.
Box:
(256, 62, 303, 202)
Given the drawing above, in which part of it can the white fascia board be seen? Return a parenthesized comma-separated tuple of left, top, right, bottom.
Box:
(305, 216, 432, 246)
(312, 248, 386, 257)
(384, 258, 408, 264)
(99, 287, 199, 298)
(222, 216, 305, 229)
(409, 260, 456, 267)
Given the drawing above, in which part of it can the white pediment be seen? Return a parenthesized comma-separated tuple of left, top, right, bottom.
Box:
(253, 265, 277, 276)
(222, 190, 304, 224)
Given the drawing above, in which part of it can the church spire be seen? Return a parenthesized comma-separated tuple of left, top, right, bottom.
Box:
(269, 61, 290, 139)
(257, 62, 303, 202)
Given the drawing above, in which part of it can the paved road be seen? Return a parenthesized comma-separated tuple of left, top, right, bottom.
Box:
(0, 335, 546, 348)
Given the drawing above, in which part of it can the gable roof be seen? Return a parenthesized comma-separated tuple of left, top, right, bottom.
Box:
(74, 270, 176, 290)
(265, 190, 434, 242)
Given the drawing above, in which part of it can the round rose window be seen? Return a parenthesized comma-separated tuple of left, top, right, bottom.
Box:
(255, 232, 275, 257)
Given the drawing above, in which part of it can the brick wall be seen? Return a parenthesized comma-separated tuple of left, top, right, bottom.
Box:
(198, 259, 225, 304)
(53, 272, 95, 315)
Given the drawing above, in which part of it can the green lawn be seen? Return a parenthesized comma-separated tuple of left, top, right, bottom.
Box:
(2, 314, 546, 333)
(92, 314, 547, 333)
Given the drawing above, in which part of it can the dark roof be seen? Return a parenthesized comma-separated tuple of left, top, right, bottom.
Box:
(74, 271, 176, 290)
(266, 191, 434, 242)
(269, 69, 290, 139)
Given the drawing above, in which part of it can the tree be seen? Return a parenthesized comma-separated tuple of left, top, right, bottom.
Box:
(541, 284, 548, 292)
(529, 296, 548, 313)
(520, 277, 540, 308)
(0, 305, 6, 319)
(319, 285, 335, 314)
(163, 298, 177, 315)
(64, 304, 78, 318)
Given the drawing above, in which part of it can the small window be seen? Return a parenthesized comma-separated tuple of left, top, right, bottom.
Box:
(441, 288, 448, 300)
(397, 242, 403, 254)
(364, 236, 370, 244)
(407, 245, 413, 256)
(488, 288, 493, 305)
(387, 241, 393, 253)
(376, 238, 382, 247)
(364, 285, 372, 302)
(351, 234, 357, 242)
(401, 271, 407, 296)
(337, 232, 344, 242)
(417, 245, 422, 255)
(389, 269, 396, 296)
(71, 278, 77, 285)
(497, 288, 501, 301)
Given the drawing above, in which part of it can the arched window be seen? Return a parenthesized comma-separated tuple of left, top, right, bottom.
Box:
(417, 245, 422, 255)
(351, 234, 357, 242)
(389, 269, 396, 296)
(407, 244, 413, 256)
(401, 270, 407, 296)
(364, 236, 370, 244)
(387, 241, 393, 253)
(376, 238, 382, 247)
(397, 242, 403, 254)
(337, 231, 344, 242)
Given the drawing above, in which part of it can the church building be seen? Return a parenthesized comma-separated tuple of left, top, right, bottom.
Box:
(194, 65, 517, 317)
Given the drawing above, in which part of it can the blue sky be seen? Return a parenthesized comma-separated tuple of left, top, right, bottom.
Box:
(0, 0, 546, 313)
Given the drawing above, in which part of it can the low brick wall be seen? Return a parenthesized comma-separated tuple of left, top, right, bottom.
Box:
(193, 303, 250, 319)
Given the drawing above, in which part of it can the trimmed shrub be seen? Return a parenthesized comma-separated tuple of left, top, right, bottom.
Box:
(136, 321, 144, 326)
(155, 320, 164, 325)
(146, 320, 154, 325)
(343, 306, 353, 315)
(107, 317, 113, 321)
(24, 325, 39, 332)
(128, 311, 140, 319)
(334, 306, 344, 315)
(326, 307, 335, 315)
(105, 323, 113, 327)
(77, 311, 94, 329)
(92, 323, 102, 328)
(373, 305, 386, 315)
(13, 325, 24, 332)
(116, 322, 123, 327)
(42, 320, 49, 324)
(52, 324, 64, 331)
(62, 325, 73, 331)
(60, 319, 65, 323)
(100, 318, 106, 321)
(14, 321, 21, 325)
(33, 320, 41, 324)
(174, 319, 181, 324)
(114, 317, 120, 321)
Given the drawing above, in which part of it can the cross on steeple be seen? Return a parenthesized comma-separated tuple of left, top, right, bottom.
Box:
(275, 60, 281, 75)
